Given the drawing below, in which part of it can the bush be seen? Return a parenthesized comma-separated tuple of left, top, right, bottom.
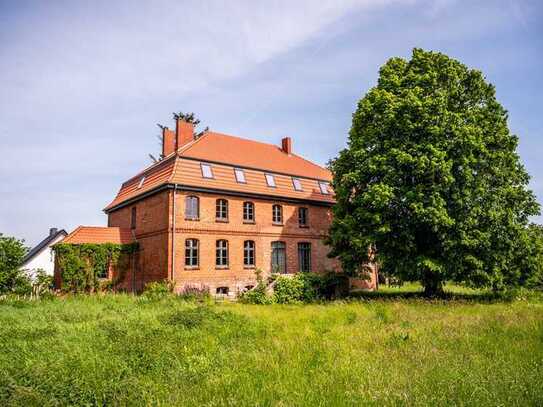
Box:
(274, 276, 305, 304)
(178, 285, 211, 301)
(143, 280, 174, 299)
(239, 283, 274, 304)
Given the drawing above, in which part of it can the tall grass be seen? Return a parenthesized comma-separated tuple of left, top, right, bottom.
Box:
(0, 287, 542, 406)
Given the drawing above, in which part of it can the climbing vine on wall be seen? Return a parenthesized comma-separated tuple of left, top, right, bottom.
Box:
(53, 243, 138, 293)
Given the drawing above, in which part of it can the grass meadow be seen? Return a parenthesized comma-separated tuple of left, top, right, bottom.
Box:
(0, 285, 542, 406)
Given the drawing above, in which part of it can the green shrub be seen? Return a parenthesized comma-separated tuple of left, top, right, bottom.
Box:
(239, 283, 274, 304)
(178, 285, 211, 302)
(274, 275, 305, 304)
(142, 280, 174, 299)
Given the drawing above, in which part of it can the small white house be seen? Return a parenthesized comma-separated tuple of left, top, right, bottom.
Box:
(21, 228, 67, 276)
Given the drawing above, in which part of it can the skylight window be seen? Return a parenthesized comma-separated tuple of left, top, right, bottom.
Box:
(234, 168, 246, 183)
(201, 163, 214, 179)
(292, 177, 303, 191)
(318, 181, 329, 195)
(265, 174, 276, 187)
(137, 177, 145, 189)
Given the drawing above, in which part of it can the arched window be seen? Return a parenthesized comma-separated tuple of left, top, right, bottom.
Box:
(185, 239, 199, 267)
(271, 241, 286, 274)
(244, 240, 255, 267)
(216, 239, 229, 267)
(216, 286, 229, 295)
(185, 196, 199, 220)
(216, 199, 228, 221)
(243, 201, 255, 222)
(272, 204, 283, 224)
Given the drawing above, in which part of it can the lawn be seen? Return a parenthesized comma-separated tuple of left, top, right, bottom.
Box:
(0, 287, 542, 406)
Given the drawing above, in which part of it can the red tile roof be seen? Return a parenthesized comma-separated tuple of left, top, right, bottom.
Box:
(61, 226, 135, 244)
(105, 131, 334, 212)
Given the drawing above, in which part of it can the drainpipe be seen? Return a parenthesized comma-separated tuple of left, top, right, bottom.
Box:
(131, 229, 138, 293)
(171, 184, 177, 283)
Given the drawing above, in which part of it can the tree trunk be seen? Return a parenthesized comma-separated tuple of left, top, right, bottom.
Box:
(422, 276, 444, 297)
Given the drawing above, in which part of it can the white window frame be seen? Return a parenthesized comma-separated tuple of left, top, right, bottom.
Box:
(292, 177, 303, 191)
(201, 163, 214, 179)
(137, 177, 145, 189)
(318, 181, 329, 194)
(234, 168, 246, 183)
(265, 173, 276, 187)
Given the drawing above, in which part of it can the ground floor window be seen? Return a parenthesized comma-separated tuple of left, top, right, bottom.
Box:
(216, 286, 229, 295)
(271, 241, 286, 274)
(298, 242, 311, 272)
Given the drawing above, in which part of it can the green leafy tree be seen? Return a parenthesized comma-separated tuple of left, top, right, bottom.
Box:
(327, 48, 540, 296)
(0, 233, 28, 294)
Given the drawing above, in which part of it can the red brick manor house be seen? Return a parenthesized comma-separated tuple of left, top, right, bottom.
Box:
(56, 117, 377, 295)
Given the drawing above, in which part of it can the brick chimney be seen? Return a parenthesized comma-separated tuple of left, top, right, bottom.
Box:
(281, 137, 292, 155)
(162, 127, 176, 157)
(175, 118, 194, 150)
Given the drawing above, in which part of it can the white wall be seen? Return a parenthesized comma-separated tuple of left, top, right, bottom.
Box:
(21, 234, 66, 276)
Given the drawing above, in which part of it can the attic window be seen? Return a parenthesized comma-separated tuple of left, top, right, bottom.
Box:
(318, 181, 329, 195)
(265, 174, 276, 187)
(137, 177, 145, 189)
(292, 177, 303, 191)
(201, 163, 214, 179)
(234, 168, 246, 183)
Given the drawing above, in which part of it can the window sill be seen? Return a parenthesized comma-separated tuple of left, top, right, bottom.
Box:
(215, 218, 229, 223)
(272, 222, 284, 226)
(184, 266, 200, 270)
(215, 266, 229, 270)
(243, 265, 256, 269)
(185, 218, 200, 221)
(243, 220, 255, 224)
(298, 225, 309, 228)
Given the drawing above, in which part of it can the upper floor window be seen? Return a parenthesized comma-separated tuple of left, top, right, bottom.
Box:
(185, 239, 199, 267)
(265, 173, 276, 187)
(234, 168, 246, 183)
(318, 181, 329, 195)
(137, 176, 145, 189)
(244, 240, 255, 267)
(130, 207, 137, 230)
(185, 196, 199, 220)
(292, 177, 303, 191)
(243, 201, 255, 222)
(298, 242, 311, 272)
(272, 204, 283, 224)
(216, 199, 228, 221)
(216, 240, 229, 267)
(201, 163, 214, 179)
(298, 207, 308, 227)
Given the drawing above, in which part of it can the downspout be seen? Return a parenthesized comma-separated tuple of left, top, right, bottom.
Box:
(171, 184, 177, 283)
(131, 229, 138, 293)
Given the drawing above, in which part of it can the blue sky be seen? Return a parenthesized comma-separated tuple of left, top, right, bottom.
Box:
(1, 0, 542, 246)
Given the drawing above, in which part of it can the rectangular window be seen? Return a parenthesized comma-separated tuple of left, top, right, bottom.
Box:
(265, 173, 276, 187)
(244, 240, 255, 266)
(318, 181, 329, 194)
(216, 240, 229, 267)
(201, 163, 214, 179)
(137, 176, 145, 189)
(298, 242, 311, 272)
(292, 177, 303, 191)
(234, 168, 246, 183)
(271, 241, 287, 274)
(272, 205, 283, 224)
(298, 207, 308, 227)
(130, 207, 136, 230)
(185, 239, 199, 267)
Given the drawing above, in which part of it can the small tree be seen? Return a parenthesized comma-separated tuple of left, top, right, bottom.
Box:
(327, 48, 540, 296)
(0, 233, 29, 294)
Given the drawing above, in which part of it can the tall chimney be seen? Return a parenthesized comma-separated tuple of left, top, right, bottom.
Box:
(281, 137, 292, 155)
(162, 127, 175, 157)
(175, 119, 194, 150)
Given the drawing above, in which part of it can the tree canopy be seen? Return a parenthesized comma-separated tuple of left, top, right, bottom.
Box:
(0, 233, 28, 294)
(327, 48, 540, 295)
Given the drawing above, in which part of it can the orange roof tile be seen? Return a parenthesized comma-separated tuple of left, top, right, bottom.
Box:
(105, 131, 334, 212)
(61, 226, 135, 245)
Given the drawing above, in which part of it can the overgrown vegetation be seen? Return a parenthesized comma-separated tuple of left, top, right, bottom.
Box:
(0, 287, 541, 405)
(0, 233, 28, 295)
(53, 243, 138, 293)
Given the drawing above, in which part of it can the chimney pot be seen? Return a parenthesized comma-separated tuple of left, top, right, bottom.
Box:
(49, 228, 58, 236)
(281, 137, 292, 155)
